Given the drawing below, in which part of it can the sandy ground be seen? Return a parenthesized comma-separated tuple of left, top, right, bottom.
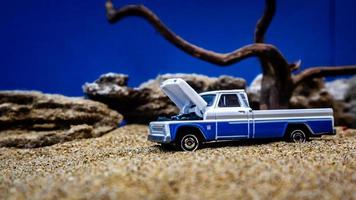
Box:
(0, 125, 355, 200)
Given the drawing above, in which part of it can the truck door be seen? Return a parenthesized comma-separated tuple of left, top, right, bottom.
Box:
(215, 94, 249, 139)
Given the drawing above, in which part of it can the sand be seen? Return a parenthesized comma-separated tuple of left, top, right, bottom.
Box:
(0, 125, 355, 200)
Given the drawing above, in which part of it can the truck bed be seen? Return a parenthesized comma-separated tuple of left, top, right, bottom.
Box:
(253, 108, 333, 120)
(251, 108, 334, 138)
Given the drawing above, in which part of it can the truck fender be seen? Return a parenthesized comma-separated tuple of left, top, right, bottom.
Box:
(283, 122, 315, 137)
(173, 124, 207, 142)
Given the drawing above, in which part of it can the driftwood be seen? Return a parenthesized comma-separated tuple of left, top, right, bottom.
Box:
(105, 0, 356, 109)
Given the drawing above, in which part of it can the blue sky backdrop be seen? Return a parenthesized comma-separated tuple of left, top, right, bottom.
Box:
(0, 0, 355, 96)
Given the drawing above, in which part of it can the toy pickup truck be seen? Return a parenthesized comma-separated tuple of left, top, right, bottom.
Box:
(148, 78, 336, 151)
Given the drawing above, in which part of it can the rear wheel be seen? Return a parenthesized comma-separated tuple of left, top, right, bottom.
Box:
(288, 129, 308, 143)
(178, 134, 200, 151)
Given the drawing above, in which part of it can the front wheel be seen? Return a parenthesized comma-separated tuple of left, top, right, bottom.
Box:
(178, 134, 200, 151)
(288, 129, 308, 143)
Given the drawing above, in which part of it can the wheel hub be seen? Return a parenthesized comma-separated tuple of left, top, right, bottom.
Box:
(181, 134, 199, 151)
(184, 138, 196, 149)
(292, 130, 306, 143)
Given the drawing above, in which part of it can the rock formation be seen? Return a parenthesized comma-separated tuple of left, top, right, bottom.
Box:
(83, 73, 246, 123)
(84, 72, 356, 127)
(0, 91, 122, 148)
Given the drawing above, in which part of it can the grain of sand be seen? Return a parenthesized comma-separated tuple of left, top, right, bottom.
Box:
(0, 125, 355, 200)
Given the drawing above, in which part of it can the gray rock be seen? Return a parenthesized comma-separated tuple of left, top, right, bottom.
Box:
(325, 78, 353, 100)
(95, 72, 128, 86)
(290, 77, 355, 127)
(248, 74, 262, 95)
(83, 73, 246, 123)
(290, 78, 332, 108)
(247, 74, 263, 109)
(83, 73, 129, 97)
(345, 76, 356, 101)
(0, 91, 123, 148)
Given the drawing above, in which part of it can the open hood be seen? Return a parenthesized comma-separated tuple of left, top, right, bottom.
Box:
(160, 78, 207, 117)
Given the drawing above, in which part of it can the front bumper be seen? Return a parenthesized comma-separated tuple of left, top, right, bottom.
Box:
(147, 134, 171, 143)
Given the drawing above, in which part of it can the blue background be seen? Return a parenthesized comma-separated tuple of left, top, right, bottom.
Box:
(1, 0, 355, 96)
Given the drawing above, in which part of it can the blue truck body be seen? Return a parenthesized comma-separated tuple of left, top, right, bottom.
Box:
(148, 78, 335, 151)
(149, 115, 335, 143)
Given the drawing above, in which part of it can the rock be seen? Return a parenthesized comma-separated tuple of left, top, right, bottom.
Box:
(345, 76, 356, 101)
(0, 91, 122, 148)
(207, 75, 247, 91)
(325, 78, 351, 100)
(290, 78, 333, 108)
(95, 73, 128, 86)
(248, 74, 263, 95)
(246, 74, 263, 109)
(83, 73, 246, 124)
(138, 73, 246, 92)
(83, 73, 130, 97)
(290, 77, 355, 127)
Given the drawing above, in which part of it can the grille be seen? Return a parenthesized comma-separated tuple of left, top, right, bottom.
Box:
(150, 124, 165, 134)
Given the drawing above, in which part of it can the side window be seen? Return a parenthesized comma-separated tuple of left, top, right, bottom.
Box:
(218, 94, 240, 107)
(238, 93, 249, 107)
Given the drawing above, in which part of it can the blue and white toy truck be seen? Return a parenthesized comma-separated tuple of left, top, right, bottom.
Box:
(148, 78, 336, 151)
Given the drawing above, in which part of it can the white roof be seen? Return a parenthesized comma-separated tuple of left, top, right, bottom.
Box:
(199, 89, 246, 96)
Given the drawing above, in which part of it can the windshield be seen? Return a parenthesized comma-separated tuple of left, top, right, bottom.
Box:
(201, 94, 216, 106)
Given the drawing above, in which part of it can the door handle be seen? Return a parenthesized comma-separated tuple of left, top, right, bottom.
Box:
(238, 111, 245, 114)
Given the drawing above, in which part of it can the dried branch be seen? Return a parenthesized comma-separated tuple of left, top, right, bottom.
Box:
(105, 0, 356, 109)
(293, 65, 356, 86)
(105, 0, 290, 68)
(254, 0, 276, 43)
(253, 0, 300, 71)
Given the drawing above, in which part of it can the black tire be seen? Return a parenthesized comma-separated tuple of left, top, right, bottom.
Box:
(177, 134, 200, 151)
(287, 129, 309, 143)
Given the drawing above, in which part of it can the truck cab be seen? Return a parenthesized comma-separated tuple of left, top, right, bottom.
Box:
(148, 78, 335, 151)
